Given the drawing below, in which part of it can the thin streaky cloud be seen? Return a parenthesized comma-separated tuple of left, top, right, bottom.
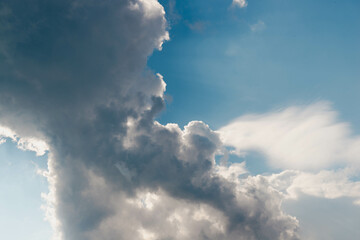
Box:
(219, 101, 360, 171)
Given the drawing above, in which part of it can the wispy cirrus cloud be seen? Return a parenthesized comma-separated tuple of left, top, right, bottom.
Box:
(250, 20, 266, 32)
(219, 102, 360, 171)
(219, 102, 360, 206)
(268, 168, 360, 205)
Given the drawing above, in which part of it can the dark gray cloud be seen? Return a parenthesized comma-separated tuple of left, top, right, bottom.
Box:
(0, 1, 299, 239)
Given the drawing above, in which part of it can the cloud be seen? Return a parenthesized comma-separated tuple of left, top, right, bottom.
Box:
(268, 169, 360, 205)
(219, 102, 360, 207)
(17, 137, 49, 156)
(0, 1, 299, 240)
(232, 0, 248, 8)
(0, 125, 48, 156)
(219, 101, 360, 171)
(186, 21, 207, 32)
(0, 125, 16, 143)
(250, 20, 266, 32)
(166, 0, 181, 25)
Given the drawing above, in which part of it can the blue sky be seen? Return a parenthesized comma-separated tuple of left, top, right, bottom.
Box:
(0, 141, 50, 239)
(0, 0, 359, 239)
(151, 0, 360, 129)
(150, 2, 360, 238)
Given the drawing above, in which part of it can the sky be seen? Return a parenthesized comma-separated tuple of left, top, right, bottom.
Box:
(0, 0, 359, 240)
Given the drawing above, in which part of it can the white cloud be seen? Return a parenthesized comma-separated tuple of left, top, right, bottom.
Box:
(250, 20, 266, 32)
(268, 169, 360, 205)
(215, 162, 248, 182)
(219, 102, 360, 206)
(232, 0, 248, 8)
(0, 125, 16, 142)
(219, 102, 360, 171)
(17, 137, 49, 156)
(129, 0, 169, 49)
(0, 125, 48, 156)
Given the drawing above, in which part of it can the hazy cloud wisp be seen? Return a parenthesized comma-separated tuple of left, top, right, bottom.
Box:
(219, 102, 360, 171)
(219, 102, 360, 206)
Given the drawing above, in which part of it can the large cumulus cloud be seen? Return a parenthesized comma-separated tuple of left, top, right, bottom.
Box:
(0, 1, 299, 240)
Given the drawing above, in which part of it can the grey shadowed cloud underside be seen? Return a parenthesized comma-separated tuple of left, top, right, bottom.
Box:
(0, 1, 298, 240)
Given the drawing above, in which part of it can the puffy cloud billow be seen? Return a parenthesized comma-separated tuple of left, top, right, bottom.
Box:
(0, 1, 299, 240)
(232, 0, 248, 8)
